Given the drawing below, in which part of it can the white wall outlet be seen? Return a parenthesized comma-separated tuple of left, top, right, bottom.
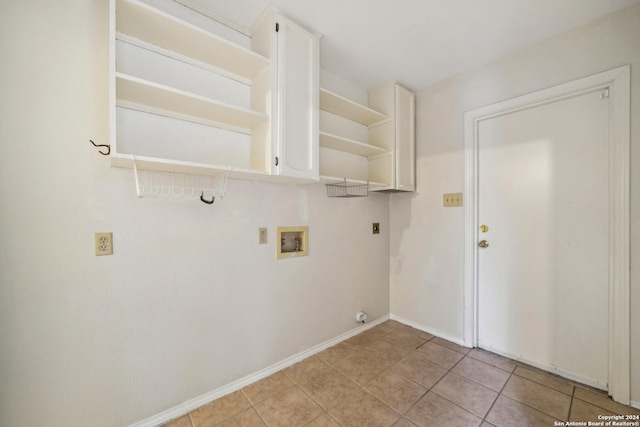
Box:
(258, 228, 267, 244)
(443, 192, 463, 207)
(94, 232, 113, 256)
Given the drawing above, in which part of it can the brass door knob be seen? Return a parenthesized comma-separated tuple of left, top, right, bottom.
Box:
(478, 240, 489, 248)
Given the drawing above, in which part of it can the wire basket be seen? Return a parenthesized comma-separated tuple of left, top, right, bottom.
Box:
(326, 178, 369, 198)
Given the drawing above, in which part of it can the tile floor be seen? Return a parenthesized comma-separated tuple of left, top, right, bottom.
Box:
(163, 320, 639, 427)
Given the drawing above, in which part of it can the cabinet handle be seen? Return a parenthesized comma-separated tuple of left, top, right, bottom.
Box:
(275, 157, 279, 166)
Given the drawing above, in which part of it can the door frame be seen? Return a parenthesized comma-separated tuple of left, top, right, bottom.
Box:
(462, 66, 630, 403)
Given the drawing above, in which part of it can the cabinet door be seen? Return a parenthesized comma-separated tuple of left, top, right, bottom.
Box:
(274, 15, 319, 180)
(395, 85, 415, 191)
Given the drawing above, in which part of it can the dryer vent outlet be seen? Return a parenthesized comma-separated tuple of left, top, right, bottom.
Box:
(356, 311, 367, 324)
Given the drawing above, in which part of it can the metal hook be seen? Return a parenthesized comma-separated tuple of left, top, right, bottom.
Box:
(200, 191, 215, 204)
(90, 139, 111, 155)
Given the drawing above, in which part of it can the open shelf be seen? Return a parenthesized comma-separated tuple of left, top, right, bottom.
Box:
(319, 88, 388, 126)
(116, 0, 269, 80)
(112, 154, 316, 184)
(115, 73, 268, 130)
(319, 131, 388, 157)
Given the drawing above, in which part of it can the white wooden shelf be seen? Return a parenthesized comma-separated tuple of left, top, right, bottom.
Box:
(112, 153, 252, 177)
(319, 132, 388, 157)
(113, 153, 316, 184)
(319, 88, 388, 126)
(115, 73, 268, 130)
(116, 0, 269, 80)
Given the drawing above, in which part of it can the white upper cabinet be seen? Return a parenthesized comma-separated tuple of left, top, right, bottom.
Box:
(251, 10, 319, 180)
(318, 82, 415, 192)
(369, 83, 416, 192)
(109, 0, 410, 189)
(110, 0, 319, 183)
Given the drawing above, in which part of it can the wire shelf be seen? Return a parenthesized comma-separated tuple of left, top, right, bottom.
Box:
(132, 156, 228, 203)
(325, 178, 369, 198)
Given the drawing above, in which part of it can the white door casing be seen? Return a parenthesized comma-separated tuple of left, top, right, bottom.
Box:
(463, 66, 630, 403)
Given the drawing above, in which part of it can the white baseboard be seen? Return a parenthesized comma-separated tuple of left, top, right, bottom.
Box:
(129, 314, 390, 427)
(389, 313, 467, 347)
(631, 400, 640, 410)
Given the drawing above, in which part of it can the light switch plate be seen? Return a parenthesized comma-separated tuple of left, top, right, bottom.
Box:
(258, 228, 267, 244)
(372, 223, 380, 234)
(443, 193, 463, 207)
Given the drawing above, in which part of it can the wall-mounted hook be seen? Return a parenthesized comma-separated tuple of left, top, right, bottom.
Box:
(200, 191, 215, 204)
(90, 139, 110, 155)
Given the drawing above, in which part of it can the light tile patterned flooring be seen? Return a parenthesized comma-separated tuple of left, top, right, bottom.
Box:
(163, 320, 639, 427)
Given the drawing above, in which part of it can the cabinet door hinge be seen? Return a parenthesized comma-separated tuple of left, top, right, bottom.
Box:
(275, 157, 279, 166)
(275, 23, 279, 32)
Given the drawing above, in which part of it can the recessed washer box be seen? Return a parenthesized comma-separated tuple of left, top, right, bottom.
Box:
(276, 226, 308, 259)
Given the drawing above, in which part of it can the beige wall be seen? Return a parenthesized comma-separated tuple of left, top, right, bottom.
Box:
(0, 2, 390, 426)
(390, 3, 640, 404)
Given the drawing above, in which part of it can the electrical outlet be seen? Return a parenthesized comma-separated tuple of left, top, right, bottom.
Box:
(372, 223, 380, 234)
(443, 193, 463, 207)
(258, 228, 267, 244)
(94, 232, 113, 256)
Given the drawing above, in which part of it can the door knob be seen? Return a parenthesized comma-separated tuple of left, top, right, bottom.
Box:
(478, 240, 489, 248)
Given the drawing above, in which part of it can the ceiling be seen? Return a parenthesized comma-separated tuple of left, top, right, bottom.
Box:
(196, 0, 639, 91)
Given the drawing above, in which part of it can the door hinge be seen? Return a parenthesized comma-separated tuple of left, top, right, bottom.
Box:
(275, 156, 279, 166)
(275, 23, 279, 32)
(600, 89, 610, 99)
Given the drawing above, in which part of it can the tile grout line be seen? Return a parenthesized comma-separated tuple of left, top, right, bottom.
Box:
(363, 340, 433, 421)
(240, 387, 270, 427)
(400, 345, 462, 424)
(339, 329, 436, 426)
(281, 358, 357, 426)
(495, 376, 576, 422)
(571, 394, 638, 417)
(430, 354, 492, 422)
(480, 361, 517, 424)
(449, 363, 510, 392)
(566, 384, 576, 421)
(384, 332, 486, 424)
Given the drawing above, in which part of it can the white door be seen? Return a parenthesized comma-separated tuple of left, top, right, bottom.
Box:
(477, 89, 610, 387)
